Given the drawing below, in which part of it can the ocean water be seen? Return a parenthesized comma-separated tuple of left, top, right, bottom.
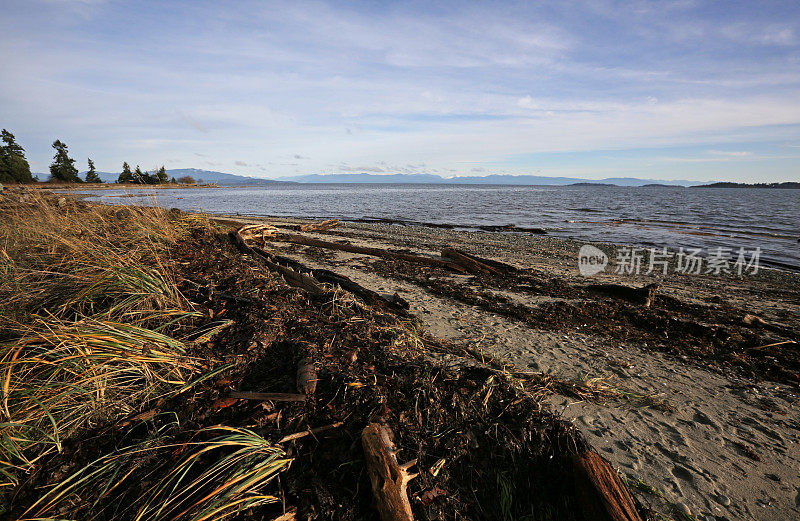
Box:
(75, 184, 800, 270)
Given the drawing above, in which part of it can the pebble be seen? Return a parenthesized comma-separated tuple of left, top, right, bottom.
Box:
(675, 502, 692, 516)
(715, 493, 731, 506)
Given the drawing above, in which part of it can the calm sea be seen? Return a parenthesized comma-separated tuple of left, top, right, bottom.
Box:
(75, 184, 800, 270)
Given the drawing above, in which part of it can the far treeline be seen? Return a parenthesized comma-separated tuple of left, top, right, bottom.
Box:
(0, 128, 198, 185)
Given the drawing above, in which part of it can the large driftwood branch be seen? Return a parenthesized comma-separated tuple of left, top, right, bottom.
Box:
(585, 283, 659, 308)
(231, 227, 411, 314)
(572, 451, 643, 521)
(271, 232, 469, 273)
(362, 423, 417, 521)
(299, 219, 340, 232)
(441, 247, 505, 276)
(441, 247, 519, 275)
(229, 229, 324, 294)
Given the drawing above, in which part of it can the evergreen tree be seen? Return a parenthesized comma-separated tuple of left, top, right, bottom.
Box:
(170, 177, 176, 184)
(49, 140, 81, 183)
(84, 158, 101, 183)
(155, 166, 168, 184)
(117, 162, 134, 183)
(133, 165, 145, 184)
(0, 129, 33, 183)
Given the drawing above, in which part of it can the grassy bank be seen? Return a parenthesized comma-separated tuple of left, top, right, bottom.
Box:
(0, 190, 642, 520)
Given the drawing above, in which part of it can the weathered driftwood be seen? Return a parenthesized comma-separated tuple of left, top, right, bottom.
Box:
(362, 423, 417, 521)
(277, 422, 344, 444)
(742, 313, 768, 327)
(271, 233, 469, 273)
(747, 340, 798, 352)
(229, 230, 324, 294)
(268, 254, 410, 314)
(441, 247, 505, 276)
(296, 357, 317, 395)
(299, 219, 340, 232)
(229, 391, 307, 402)
(572, 450, 643, 521)
(230, 229, 411, 314)
(585, 283, 659, 308)
(238, 224, 279, 245)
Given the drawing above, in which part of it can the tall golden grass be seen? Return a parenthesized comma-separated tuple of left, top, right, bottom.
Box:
(0, 192, 289, 519)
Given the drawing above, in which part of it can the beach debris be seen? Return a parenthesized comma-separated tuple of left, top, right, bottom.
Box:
(237, 224, 279, 245)
(743, 313, 768, 327)
(228, 391, 307, 402)
(747, 340, 798, 352)
(732, 440, 762, 461)
(269, 507, 297, 521)
(268, 232, 470, 273)
(572, 450, 643, 521)
(230, 229, 325, 293)
(299, 219, 340, 232)
(277, 422, 343, 444)
(585, 283, 659, 307)
(362, 422, 418, 521)
(232, 229, 413, 313)
(441, 247, 504, 276)
(297, 357, 317, 395)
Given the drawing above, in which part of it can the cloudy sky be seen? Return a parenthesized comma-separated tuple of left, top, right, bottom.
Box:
(2, 0, 800, 181)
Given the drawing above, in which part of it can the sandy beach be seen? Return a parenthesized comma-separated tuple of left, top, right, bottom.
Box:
(218, 214, 800, 521)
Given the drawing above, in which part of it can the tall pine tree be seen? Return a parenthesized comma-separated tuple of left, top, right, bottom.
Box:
(0, 129, 33, 183)
(49, 140, 81, 183)
(85, 158, 101, 183)
(155, 166, 167, 184)
(117, 162, 134, 183)
(133, 165, 145, 184)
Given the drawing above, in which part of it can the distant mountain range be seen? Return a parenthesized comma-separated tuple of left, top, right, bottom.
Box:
(43, 168, 727, 187)
(276, 172, 708, 186)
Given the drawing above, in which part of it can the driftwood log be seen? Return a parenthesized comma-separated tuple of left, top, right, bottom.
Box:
(299, 219, 340, 232)
(270, 233, 469, 273)
(229, 229, 324, 294)
(585, 283, 659, 308)
(238, 224, 279, 246)
(362, 423, 417, 521)
(440, 247, 512, 276)
(572, 450, 643, 521)
(231, 227, 411, 315)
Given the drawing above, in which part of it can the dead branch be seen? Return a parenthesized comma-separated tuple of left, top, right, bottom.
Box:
(229, 391, 307, 402)
(572, 450, 643, 521)
(362, 423, 417, 521)
(277, 422, 344, 444)
(747, 340, 798, 352)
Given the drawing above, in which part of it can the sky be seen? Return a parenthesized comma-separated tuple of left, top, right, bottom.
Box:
(2, 0, 800, 182)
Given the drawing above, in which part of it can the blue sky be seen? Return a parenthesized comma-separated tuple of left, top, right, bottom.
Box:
(2, 0, 799, 182)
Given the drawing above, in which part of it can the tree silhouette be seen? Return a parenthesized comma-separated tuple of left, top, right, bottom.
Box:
(0, 129, 33, 183)
(85, 158, 101, 183)
(49, 140, 81, 183)
(117, 162, 134, 183)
